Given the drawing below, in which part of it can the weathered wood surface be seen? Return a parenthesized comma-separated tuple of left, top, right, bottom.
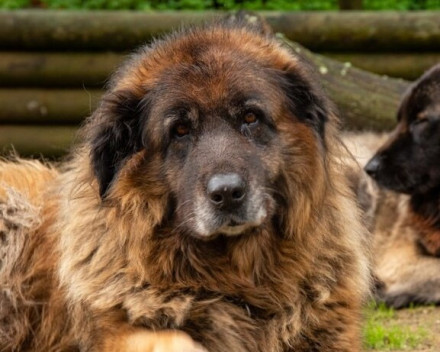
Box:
(0, 10, 439, 51)
(0, 89, 102, 124)
(0, 11, 212, 51)
(325, 52, 440, 80)
(0, 125, 77, 157)
(265, 11, 440, 52)
(0, 52, 122, 87)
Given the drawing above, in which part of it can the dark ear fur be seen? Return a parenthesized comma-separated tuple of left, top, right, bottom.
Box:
(399, 63, 440, 122)
(280, 66, 329, 137)
(89, 90, 146, 198)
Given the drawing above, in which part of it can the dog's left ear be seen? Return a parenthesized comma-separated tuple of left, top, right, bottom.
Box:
(280, 65, 330, 137)
(88, 90, 146, 198)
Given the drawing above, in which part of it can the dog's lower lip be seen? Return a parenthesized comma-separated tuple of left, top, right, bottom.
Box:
(218, 223, 249, 236)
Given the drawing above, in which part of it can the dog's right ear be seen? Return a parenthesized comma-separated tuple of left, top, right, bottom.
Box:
(88, 90, 146, 199)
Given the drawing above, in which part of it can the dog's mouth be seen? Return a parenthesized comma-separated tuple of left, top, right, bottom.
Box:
(191, 206, 269, 238)
(183, 186, 273, 239)
(214, 205, 268, 237)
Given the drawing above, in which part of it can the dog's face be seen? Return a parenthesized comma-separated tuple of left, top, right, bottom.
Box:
(88, 24, 330, 239)
(158, 68, 279, 237)
(365, 65, 440, 195)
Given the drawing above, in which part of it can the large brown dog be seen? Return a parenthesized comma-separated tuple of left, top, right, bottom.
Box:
(0, 19, 369, 351)
(345, 64, 440, 308)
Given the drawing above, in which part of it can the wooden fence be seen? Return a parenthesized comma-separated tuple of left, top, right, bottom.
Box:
(1, 10, 439, 156)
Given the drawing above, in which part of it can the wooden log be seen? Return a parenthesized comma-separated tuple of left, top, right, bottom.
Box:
(0, 89, 102, 124)
(0, 10, 213, 51)
(267, 11, 440, 52)
(0, 125, 77, 157)
(0, 10, 440, 52)
(325, 52, 440, 80)
(0, 52, 122, 87)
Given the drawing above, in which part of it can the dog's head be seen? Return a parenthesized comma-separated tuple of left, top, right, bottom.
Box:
(365, 64, 440, 195)
(86, 22, 332, 239)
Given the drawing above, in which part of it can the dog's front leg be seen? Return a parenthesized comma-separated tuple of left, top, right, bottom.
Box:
(102, 328, 207, 352)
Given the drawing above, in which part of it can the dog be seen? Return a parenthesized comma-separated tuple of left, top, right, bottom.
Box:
(346, 64, 440, 308)
(365, 64, 440, 257)
(0, 18, 370, 351)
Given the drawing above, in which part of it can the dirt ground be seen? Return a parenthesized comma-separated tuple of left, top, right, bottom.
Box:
(392, 306, 440, 351)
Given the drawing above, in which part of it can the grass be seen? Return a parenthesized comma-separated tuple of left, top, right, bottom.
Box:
(363, 302, 429, 350)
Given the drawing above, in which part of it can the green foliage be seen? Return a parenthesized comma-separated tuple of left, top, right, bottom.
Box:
(38, 0, 147, 10)
(0, 0, 31, 9)
(363, 302, 429, 350)
(1, 0, 440, 10)
(364, 0, 440, 10)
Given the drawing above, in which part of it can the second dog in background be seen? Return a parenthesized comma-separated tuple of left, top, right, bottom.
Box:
(347, 64, 440, 308)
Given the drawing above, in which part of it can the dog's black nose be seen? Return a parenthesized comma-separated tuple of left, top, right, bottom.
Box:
(364, 156, 381, 178)
(207, 173, 246, 211)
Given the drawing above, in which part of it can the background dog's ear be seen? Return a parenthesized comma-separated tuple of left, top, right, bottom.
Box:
(88, 90, 146, 198)
(280, 65, 330, 137)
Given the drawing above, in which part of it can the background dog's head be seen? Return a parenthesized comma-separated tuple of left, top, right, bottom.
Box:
(86, 21, 333, 239)
(365, 64, 440, 195)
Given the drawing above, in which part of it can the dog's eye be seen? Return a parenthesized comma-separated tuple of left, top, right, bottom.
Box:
(173, 123, 191, 138)
(243, 112, 258, 125)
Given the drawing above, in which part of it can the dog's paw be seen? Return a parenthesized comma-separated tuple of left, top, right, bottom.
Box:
(124, 330, 207, 352)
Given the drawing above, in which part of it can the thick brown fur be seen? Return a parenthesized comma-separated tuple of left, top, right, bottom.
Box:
(1, 20, 369, 352)
(0, 161, 75, 351)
